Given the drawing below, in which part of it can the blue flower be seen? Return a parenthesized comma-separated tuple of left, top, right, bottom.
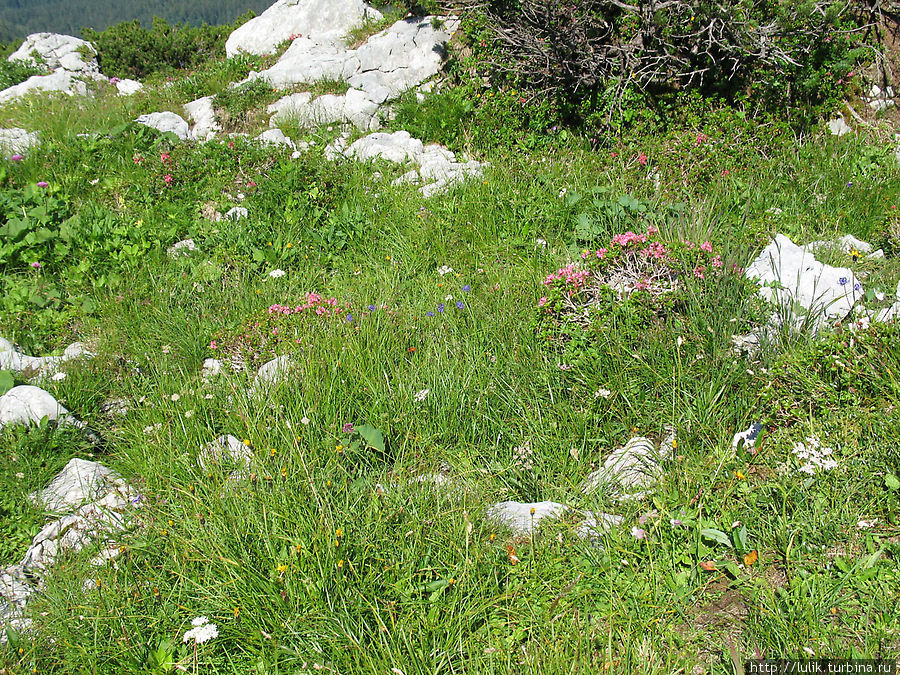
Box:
(367, 304, 376, 311)
(462, 285, 471, 292)
(456, 301, 464, 309)
(425, 311, 435, 317)
(838, 277, 848, 286)
(346, 314, 354, 322)
(437, 303, 445, 313)
(854, 283, 861, 292)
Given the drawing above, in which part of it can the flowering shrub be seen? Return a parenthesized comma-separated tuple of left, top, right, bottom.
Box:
(538, 226, 726, 330)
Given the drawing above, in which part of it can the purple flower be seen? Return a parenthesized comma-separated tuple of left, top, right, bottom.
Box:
(425, 311, 435, 317)
(367, 304, 376, 311)
(37, 181, 49, 188)
(10, 154, 23, 162)
(462, 285, 471, 292)
(346, 314, 353, 322)
(838, 277, 848, 286)
(342, 422, 354, 434)
(110, 76, 121, 84)
(437, 303, 445, 313)
(30, 261, 42, 269)
(456, 301, 464, 309)
(854, 283, 861, 292)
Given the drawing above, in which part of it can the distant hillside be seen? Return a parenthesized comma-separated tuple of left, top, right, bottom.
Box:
(0, 0, 274, 44)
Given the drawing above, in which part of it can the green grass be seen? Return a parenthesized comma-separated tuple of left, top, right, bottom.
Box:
(1, 64, 900, 674)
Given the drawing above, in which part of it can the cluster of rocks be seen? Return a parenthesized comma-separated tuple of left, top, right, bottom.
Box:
(1, 459, 138, 642)
(0, 32, 141, 105)
(327, 130, 484, 197)
(486, 431, 675, 540)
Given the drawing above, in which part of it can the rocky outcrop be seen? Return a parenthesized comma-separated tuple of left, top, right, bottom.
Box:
(0, 338, 90, 379)
(183, 96, 220, 142)
(1, 460, 137, 643)
(225, 0, 382, 57)
(268, 89, 381, 131)
(0, 69, 89, 104)
(8, 33, 99, 74)
(134, 111, 192, 141)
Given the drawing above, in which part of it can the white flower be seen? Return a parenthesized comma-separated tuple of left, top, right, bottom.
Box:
(170, 393, 180, 402)
(594, 388, 612, 399)
(857, 518, 878, 529)
(630, 527, 646, 540)
(269, 269, 286, 278)
(437, 265, 453, 276)
(535, 238, 548, 249)
(444, 294, 453, 302)
(184, 410, 194, 418)
(161, 344, 171, 354)
(414, 389, 429, 402)
(300, 416, 310, 425)
(15, 472, 24, 479)
(51, 372, 67, 381)
(792, 435, 837, 475)
(183, 618, 218, 644)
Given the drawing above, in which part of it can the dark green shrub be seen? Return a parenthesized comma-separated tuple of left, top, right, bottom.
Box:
(82, 13, 254, 80)
(0, 57, 47, 90)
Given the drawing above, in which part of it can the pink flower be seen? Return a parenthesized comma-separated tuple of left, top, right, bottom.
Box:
(36, 181, 49, 188)
(721, 169, 730, 176)
(209, 340, 217, 349)
(558, 363, 573, 371)
(228, 141, 235, 149)
(537, 296, 549, 307)
(700, 241, 713, 253)
(10, 154, 23, 161)
(30, 261, 42, 269)
(133, 155, 144, 164)
(637, 153, 648, 165)
(711, 255, 723, 269)
(342, 422, 354, 434)
(164, 174, 173, 184)
(248, 181, 257, 187)
(110, 76, 121, 84)
(160, 152, 171, 163)
(693, 266, 705, 279)
(696, 132, 708, 145)
(631, 527, 646, 540)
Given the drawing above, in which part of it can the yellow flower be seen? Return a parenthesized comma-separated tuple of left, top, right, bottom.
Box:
(161, 529, 168, 536)
(295, 544, 302, 554)
(530, 507, 536, 516)
(326, 480, 332, 487)
(489, 533, 496, 542)
(281, 466, 287, 478)
(735, 470, 746, 480)
(277, 564, 288, 573)
(243, 439, 251, 446)
(336, 444, 344, 453)
(286, 242, 292, 248)
(672, 439, 678, 449)
(270, 448, 277, 457)
(336, 528, 343, 538)
(337, 559, 344, 568)
(167, 520, 174, 527)
(234, 607, 240, 618)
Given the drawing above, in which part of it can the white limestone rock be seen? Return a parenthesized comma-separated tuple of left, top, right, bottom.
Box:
(167, 238, 198, 257)
(333, 130, 484, 196)
(804, 234, 884, 260)
(581, 436, 671, 500)
(348, 17, 459, 103)
(252, 39, 354, 88)
(485, 501, 569, 536)
(268, 88, 381, 130)
(746, 234, 862, 332)
(0, 339, 90, 379)
(0, 128, 40, 156)
(0, 385, 75, 429)
(201, 358, 224, 381)
(115, 78, 142, 96)
(0, 70, 88, 104)
(198, 434, 253, 472)
(225, 0, 381, 57)
(256, 128, 296, 150)
(827, 116, 852, 136)
(9, 33, 98, 74)
(29, 458, 125, 514)
(134, 112, 191, 141)
(251, 355, 293, 395)
(184, 96, 220, 141)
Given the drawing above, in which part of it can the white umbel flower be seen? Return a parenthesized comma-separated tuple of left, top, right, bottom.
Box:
(414, 389, 429, 402)
(183, 616, 218, 644)
(269, 269, 286, 278)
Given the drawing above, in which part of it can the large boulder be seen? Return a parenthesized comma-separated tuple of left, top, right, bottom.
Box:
(183, 96, 220, 141)
(8, 33, 99, 74)
(225, 0, 382, 57)
(268, 88, 381, 130)
(30, 458, 126, 514)
(0, 385, 74, 429)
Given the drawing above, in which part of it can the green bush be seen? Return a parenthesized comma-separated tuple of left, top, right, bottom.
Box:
(212, 78, 279, 132)
(82, 14, 254, 80)
(0, 57, 47, 90)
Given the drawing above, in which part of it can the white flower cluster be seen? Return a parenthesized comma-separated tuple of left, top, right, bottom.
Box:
(437, 265, 454, 276)
(183, 616, 218, 644)
(414, 388, 429, 402)
(792, 436, 837, 475)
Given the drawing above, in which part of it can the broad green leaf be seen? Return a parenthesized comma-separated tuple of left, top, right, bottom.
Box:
(700, 528, 731, 546)
(355, 425, 385, 454)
